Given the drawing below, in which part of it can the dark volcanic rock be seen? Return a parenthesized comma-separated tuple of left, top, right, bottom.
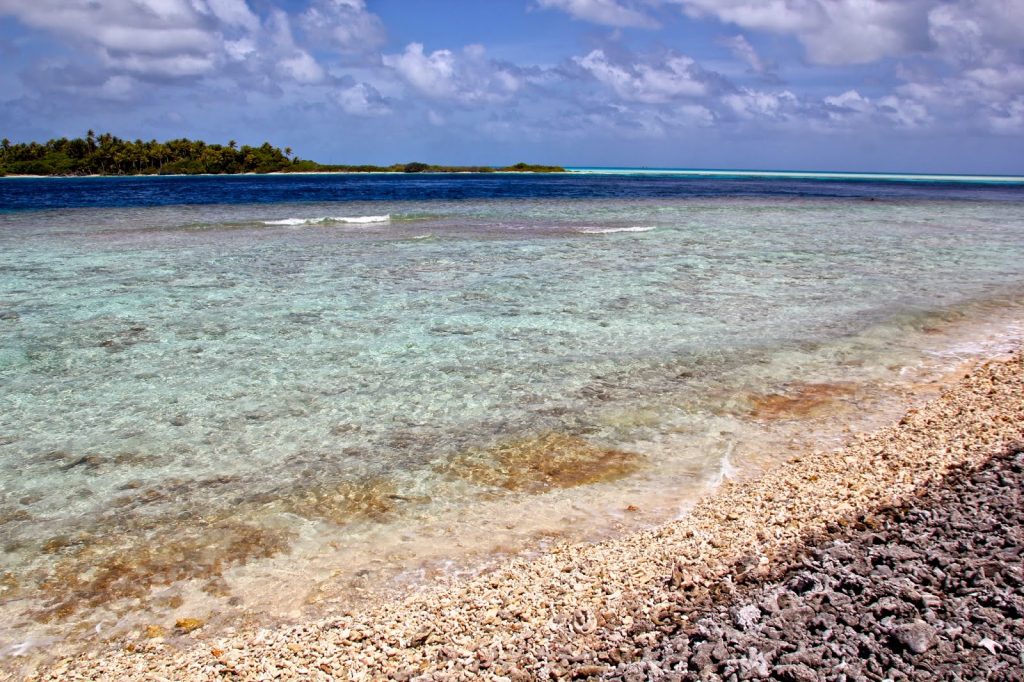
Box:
(604, 445, 1024, 681)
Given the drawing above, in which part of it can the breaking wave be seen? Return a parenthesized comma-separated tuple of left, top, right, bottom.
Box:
(575, 226, 656, 234)
(262, 215, 391, 226)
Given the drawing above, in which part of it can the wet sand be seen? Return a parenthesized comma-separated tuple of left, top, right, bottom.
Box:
(6, 345, 1020, 680)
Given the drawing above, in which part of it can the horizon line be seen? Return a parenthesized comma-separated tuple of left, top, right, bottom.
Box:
(3, 166, 1024, 184)
(564, 167, 1024, 183)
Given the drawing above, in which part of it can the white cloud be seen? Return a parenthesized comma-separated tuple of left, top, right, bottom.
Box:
(333, 82, 391, 116)
(928, 0, 1024, 67)
(98, 74, 137, 100)
(890, 2, 1024, 132)
(876, 95, 931, 128)
(720, 86, 934, 131)
(278, 51, 325, 84)
(896, 69, 1024, 133)
(299, 0, 386, 54)
(93, 25, 214, 55)
(536, 0, 659, 28)
(384, 43, 458, 97)
(2, 0, 1023, 147)
(558, 100, 715, 139)
(723, 88, 798, 119)
(383, 43, 522, 105)
(265, 10, 330, 85)
(670, 0, 1024, 70)
(823, 89, 873, 115)
(203, 0, 260, 32)
(574, 49, 708, 103)
(719, 34, 768, 74)
(224, 37, 256, 61)
(824, 89, 931, 128)
(0, 0, 255, 79)
(988, 97, 1024, 134)
(111, 52, 219, 78)
(670, 0, 932, 65)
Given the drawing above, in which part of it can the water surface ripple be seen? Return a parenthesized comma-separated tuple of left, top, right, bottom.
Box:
(0, 174, 1023, 652)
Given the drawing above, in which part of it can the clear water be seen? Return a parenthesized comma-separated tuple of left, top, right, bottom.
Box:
(1, 174, 1023, 654)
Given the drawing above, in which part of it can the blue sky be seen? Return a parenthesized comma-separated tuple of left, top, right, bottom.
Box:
(1, 0, 1022, 173)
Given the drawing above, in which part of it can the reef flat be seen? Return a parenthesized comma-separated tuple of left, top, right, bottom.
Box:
(12, 348, 1022, 680)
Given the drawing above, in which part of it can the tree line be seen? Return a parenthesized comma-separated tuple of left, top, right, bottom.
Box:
(0, 132, 564, 176)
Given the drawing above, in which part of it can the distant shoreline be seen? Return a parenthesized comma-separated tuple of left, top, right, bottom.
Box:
(0, 170, 567, 179)
(3, 168, 1023, 184)
(0, 133, 565, 177)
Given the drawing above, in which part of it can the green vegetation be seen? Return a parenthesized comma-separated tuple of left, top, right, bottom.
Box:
(0, 132, 293, 176)
(302, 161, 565, 173)
(0, 132, 565, 176)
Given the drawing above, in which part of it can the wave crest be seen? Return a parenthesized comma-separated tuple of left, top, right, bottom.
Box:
(262, 215, 391, 226)
(575, 226, 656, 235)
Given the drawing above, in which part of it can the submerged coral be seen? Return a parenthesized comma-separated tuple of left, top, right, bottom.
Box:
(446, 432, 645, 493)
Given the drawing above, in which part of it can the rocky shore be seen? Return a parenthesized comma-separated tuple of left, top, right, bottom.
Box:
(11, 351, 1024, 681)
(604, 443, 1024, 681)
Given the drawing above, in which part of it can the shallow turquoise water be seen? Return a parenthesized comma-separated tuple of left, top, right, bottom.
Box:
(1, 188, 1024, 648)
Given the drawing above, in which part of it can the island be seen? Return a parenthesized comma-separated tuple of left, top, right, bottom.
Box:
(0, 132, 564, 176)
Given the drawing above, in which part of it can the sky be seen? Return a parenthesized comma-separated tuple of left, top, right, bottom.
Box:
(1, 0, 1023, 173)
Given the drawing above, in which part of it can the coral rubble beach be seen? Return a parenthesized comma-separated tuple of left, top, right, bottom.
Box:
(7, 350, 1024, 680)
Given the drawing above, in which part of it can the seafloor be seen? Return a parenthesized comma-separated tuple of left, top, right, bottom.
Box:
(8, 347, 1021, 680)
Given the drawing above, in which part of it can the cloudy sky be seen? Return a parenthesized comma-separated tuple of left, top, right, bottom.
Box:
(1, 0, 1022, 172)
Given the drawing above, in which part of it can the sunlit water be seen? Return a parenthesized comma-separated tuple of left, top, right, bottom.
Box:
(1, 174, 1023, 658)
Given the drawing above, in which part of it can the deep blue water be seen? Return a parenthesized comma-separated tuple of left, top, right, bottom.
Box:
(2, 171, 1023, 211)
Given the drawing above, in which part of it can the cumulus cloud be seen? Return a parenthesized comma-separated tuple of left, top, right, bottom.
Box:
(536, 0, 659, 29)
(823, 89, 931, 128)
(928, 0, 1024, 67)
(563, 45, 944, 137)
(670, 0, 1024, 71)
(719, 86, 931, 130)
(574, 49, 710, 103)
(0, 0, 363, 88)
(333, 82, 391, 116)
(383, 43, 522, 105)
(277, 51, 325, 84)
(203, 0, 261, 32)
(722, 88, 799, 120)
(892, 1, 1024, 132)
(299, 0, 386, 54)
(265, 10, 326, 85)
(2, 0, 1022, 155)
(384, 43, 458, 97)
(670, 0, 932, 65)
(0, 0, 258, 78)
(896, 72, 1024, 134)
(988, 98, 1024, 134)
(560, 100, 715, 139)
(19, 60, 148, 102)
(655, 0, 1024, 132)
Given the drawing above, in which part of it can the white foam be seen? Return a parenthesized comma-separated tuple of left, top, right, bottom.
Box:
(575, 226, 656, 235)
(709, 440, 737, 488)
(262, 215, 391, 226)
